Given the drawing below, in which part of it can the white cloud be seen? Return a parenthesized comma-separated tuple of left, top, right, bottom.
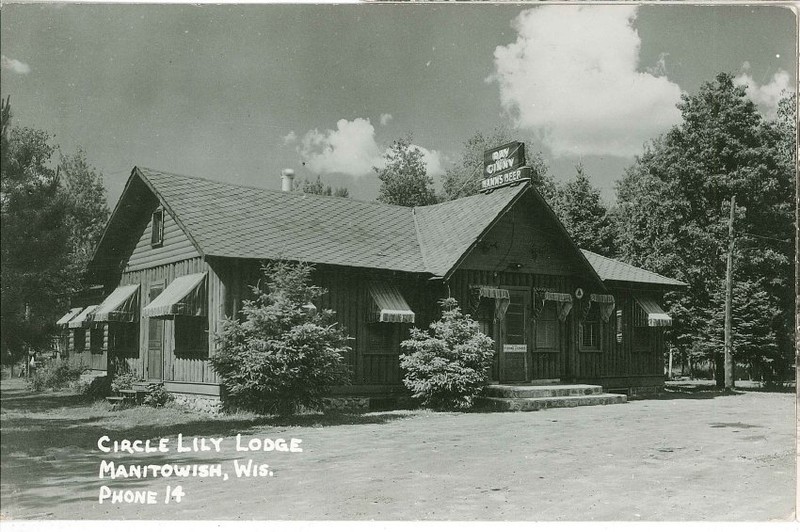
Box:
(282, 131, 297, 145)
(295, 117, 445, 178)
(379, 113, 393, 126)
(298, 118, 384, 177)
(413, 145, 445, 177)
(488, 5, 683, 158)
(734, 69, 792, 119)
(1, 55, 31, 75)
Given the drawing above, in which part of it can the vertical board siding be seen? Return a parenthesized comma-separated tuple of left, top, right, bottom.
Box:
(119, 257, 220, 384)
(124, 208, 200, 272)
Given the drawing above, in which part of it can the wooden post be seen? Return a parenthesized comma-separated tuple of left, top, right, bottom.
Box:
(724, 196, 736, 391)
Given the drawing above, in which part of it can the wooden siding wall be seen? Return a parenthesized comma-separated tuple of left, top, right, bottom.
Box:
(124, 208, 199, 272)
(211, 259, 439, 388)
(459, 205, 578, 276)
(448, 270, 665, 388)
(117, 257, 222, 385)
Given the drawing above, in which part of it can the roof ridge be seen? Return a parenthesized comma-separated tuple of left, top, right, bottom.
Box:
(136, 166, 414, 211)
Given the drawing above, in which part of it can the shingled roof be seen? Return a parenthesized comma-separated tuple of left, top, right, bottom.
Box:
(582, 249, 686, 288)
(96, 167, 682, 287)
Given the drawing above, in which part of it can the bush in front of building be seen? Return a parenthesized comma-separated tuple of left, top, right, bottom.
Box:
(111, 368, 140, 394)
(400, 298, 494, 411)
(27, 358, 85, 392)
(211, 261, 351, 416)
(142, 382, 174, 407)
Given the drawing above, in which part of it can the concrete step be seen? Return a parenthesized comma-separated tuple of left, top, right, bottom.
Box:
(483, 384, 604, 398)
(476, 393, 627, 412)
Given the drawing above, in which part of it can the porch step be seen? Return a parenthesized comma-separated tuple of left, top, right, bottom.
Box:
(483, 384, 605, 399)
(476, 392, 627, 412)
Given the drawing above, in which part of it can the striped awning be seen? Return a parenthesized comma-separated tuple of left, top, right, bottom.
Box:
(56, 307, 83, 327)
(474, 286, 510, 300)
(633, 294, 672, 327)
(93, 284, 140, 322)
(543, 292, 572, 302)
(142, 273, 207, 318)
(590, 293, 616, 322)
(68, 305, 98, 329)
(368, 282, 415, 323)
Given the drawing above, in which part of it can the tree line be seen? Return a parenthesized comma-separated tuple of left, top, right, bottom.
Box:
(373, 73, 795, 386)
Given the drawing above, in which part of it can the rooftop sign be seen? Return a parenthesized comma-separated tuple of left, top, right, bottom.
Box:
(481, 141, 529, 192)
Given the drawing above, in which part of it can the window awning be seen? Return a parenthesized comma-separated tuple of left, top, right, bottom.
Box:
(142, 273, 207, 318)
(368, 282, 415, 323)
(474, 286, 510, 300)
(93, 284, 140, 322)
(68, 305, 98, 329)
(633, 294, 672, 327)
(56, 307, 83, 327)
(590, 293, 616, 322)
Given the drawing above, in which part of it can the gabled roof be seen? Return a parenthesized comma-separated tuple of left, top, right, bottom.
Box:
(136, 167, 425, 273)
(582, 249, 686, 288)
(92, 167, 678, 290)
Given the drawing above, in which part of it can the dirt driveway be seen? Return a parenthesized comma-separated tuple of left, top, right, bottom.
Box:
(0, 378, 795, 521)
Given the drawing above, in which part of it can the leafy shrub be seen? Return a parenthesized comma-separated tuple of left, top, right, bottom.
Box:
(143, 382, 173, 407)
(400, 298, 494, 410)
(76, 375, 112, 399)
(211, 261, 351, 416)
(111, 369, 140, 393)
(27, 358, 85, 392)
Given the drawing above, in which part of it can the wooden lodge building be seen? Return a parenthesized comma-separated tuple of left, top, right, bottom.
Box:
(56, 164, 685, 404)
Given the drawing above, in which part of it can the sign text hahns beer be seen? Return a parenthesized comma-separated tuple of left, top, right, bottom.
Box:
(481, 141, 529, 192)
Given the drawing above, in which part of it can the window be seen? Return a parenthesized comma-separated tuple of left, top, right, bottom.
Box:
(632, 326, 651, 351)
(73, 329, 86, 353)
(90, 326, 105, 354)
(111, 323, 139, 354)
(364, 322, 399, 354)
(151, 208, 164, 247)
(580, 305, 601, 351)
(175, 316, 208, 357)
(534, 302, 559, 351)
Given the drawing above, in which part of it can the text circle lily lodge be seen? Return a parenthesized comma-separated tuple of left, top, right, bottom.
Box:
(56, 143, 685, 400)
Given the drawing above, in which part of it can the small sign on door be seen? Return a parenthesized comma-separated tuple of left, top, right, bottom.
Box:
(503, 344, 527, 353)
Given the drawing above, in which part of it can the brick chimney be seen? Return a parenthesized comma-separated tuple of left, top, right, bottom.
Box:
(281, 168, 295, 192)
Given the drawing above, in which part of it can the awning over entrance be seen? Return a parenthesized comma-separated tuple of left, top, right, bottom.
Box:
(368, 282, 415, 323)
(68, 305, 98, 329)
(633, 294, 672, 327)
(590, 293, 616, 322)
(56, 308, 83, 327)
(93, 284, 140, 322)
(142, 273, 207, 318)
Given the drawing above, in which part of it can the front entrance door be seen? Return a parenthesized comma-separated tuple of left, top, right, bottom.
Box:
(147, 283, 165, 380)
(499, 289, 529, 383)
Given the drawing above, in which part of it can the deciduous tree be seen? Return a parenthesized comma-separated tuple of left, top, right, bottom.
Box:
(375, 135, 437, 207)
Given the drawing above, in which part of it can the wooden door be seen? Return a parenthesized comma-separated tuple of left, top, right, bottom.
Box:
(147, 283, 165, 380)
(499, 290, 529, 383)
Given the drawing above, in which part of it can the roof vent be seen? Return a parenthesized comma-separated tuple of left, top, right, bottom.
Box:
(281, 168, 295, 192)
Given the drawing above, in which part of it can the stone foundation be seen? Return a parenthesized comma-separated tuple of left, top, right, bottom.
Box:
(172, 392, 223, 414)
(321, 396, 370, 412)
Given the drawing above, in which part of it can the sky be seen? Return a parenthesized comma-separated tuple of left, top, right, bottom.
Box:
(1, 3, 796, 208)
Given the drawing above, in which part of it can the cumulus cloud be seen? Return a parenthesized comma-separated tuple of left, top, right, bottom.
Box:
(295, 117, 444, 178)
(282, 131, 297, 145)
(734, 69, 792, 119)
(298, 118, 383, 177)
(1, 55, 31, 74)
(379, 113, 393, 126)
(488, 5, 683, 158)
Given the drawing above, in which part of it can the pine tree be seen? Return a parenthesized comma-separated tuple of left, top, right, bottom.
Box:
(211, 261, 351, 415)
(551, 164, 616, 256)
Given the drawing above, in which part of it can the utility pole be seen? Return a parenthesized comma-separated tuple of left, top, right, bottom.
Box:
(724, 195, 736, 391)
